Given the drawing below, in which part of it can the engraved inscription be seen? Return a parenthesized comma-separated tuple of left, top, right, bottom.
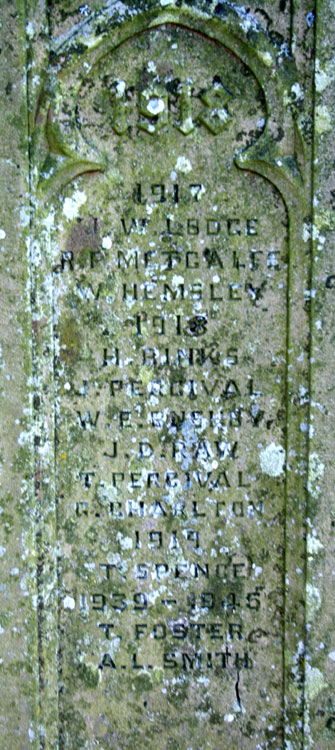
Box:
(50, 25, 288, 750)
(73, 27, 264, 157)
(103, 80, 233, 136)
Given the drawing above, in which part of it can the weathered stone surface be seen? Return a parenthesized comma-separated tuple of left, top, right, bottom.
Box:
(0, 1, 334, 748)
(0, 6, 38, 749)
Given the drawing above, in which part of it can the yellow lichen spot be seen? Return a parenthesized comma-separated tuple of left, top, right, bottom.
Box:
(139, 366, 154, 385)
(258, 50, 273, 68)
(315, 209, 335, 232)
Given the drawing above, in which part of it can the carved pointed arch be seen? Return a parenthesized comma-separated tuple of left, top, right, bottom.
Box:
(35, 3, 307, 212)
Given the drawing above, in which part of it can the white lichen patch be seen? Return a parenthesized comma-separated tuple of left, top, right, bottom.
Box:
(102, 235, 112, 249)
(147, 98, 165, 115)
(302, 222, 311, 242)
(190, 184, 206, 201)
(26, 21, 35, 39)
(20, 206, 30, 227)
(233, 700, 246, 714)
(306, 583, 321, 620)
(315, 68, 330, 92)
(291, 82, 304, 101)
(175, 156, 192, 173)
(116, 533, 133, 550)
(253, 565, 263, 577)
(305, 663, 326, 701)
(42, 211, 55, 230)
(259, 442, 285, 477)
(147, 60, 157, 73)
(28, 727, 35, 742)
(115, 80, 126, 97)
(307, 453, 324, 498)
(171, 274, 184, 287)
(299, 385, 309, 405)
(63, 595, 76, 610)
(62, 190, 87, 220)
(315, 105, 332, 134)
(307, 533, 323, 557)
(97, 483, 118, 506)
(315, 59, 333, 92)
(224, 713, 235, 723)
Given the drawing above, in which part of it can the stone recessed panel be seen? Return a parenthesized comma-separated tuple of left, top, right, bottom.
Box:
(50, 24, 288, 750)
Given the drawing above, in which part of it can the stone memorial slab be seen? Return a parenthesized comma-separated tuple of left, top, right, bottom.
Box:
(0, 1, 334, 749)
